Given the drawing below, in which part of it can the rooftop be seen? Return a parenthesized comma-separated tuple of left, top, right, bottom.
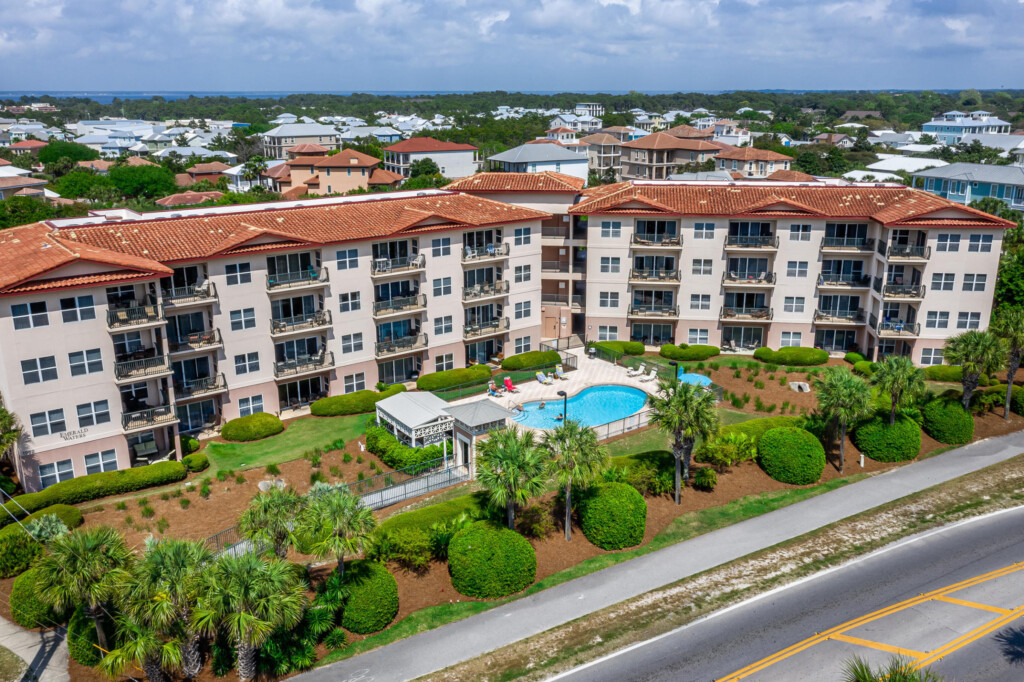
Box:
(444, 171, 585, 194)
(383, 137, 478, 153)
(489, 143, 588, 164)
(714, 147, 793, 162)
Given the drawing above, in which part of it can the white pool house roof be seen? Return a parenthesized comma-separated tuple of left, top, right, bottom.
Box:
(375, 393, 513, 445)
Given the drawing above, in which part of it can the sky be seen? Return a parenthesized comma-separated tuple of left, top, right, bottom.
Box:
(2, 0, 1024, 93)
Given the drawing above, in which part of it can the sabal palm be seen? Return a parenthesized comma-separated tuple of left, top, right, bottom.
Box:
(294, 488, 376, 577)
(100, 616, 182, 682)
(871, 356, 926, 425)
(943, 330, 1006, 410)
(542, 419, 608, 541)
(237, 486, 304, 559)
(992, 307, 1024, 420)
(477, 427, 548, 529)
(193, 553, 307, 682)
(842, 655, 943, 681)
(35, 526, 132, 651)
(648, 380, 720, 505)
(0, 403, 20, 463)
(815, 367, 872, 474)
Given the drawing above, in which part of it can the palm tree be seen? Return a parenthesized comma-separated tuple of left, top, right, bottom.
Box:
(871, 356, 926, 425)
(193, 553, 307, 682)
(100, 616, 182, 682)
(541, 420, 608, 541)
(237, 486, 304, 559)
(943, 330, 1006, 410)
(35, 526, 132, 650)
(815, 367, 872, 474)
(842, 655, 943, 681)
(648, 380, 719, 505)
(294, 488, 376, 578)
(239, 155, 267, 191)
(477, 427, 548, 529)
(122, 539, 213, 679)
(992, 307, 1024, 420)
(0, 399, 20, 466)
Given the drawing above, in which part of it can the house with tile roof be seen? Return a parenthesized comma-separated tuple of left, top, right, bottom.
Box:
(619, 132, 729, 180)
(715, 147, 793, 178)
(262, 123, 341, 159)
(382, 137, 479, 179)
(579, 133, 622, 177)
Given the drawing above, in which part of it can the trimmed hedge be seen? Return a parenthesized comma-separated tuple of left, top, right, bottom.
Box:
(68, 605, 102, 666)
(757, 427, 826, 485)
(416, 364, 492, 391)
(845, 351, 866, 364)
(923, 365, 991, 386)
(220, 412, 284, 442)
(753, 347, 829, 366)
(311, 384, 406, 416)
(500, 350, 561, 371)
(720, 416, 804, 444)
(448, 522, 536, 599)
(578, 483, 646, 550)
(591, 341, 645, 356)
(853, 360, 877, 377)
(0, 532, 42, 578)
(852, 414, 921, 462)
(365, 425, 447, 470)
(10, 568, 57, 628)
(179, 435, 200, 455)
(182, 453, 209, 473)
(0, 504, 83, 539)
(341, 560, 399, 634)
(660, 343, 721, 361)
(922, 399, 974, 445)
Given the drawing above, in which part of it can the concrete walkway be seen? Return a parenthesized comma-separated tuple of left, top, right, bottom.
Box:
(0, 616, 68, 682)
(298, 428, 1024, 682)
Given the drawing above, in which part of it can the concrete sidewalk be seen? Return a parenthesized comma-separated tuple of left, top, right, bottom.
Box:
(298, 429, 1024, 682)
(0, 616, 68, 682)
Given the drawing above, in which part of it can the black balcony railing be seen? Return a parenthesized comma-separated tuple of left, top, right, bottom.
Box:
(631, 233, 682, 246)
(168, 329, 223, 353)
(822, 236, 875, 250)
(371, 254, 425, 275)
(721, 306, 773, 320)
(726, 235, 778, 248)
(817, 273, 871, 287)
(270, 310, 332, 334)
(872, 315, 922, 337)
(107, 297, 163, 329)
(273, 351, 334, 378)
(883, 283, 926, 298)
(176, 373, 227, 400)
(462, 281, 509, 301)
(814, 308, 865, 323)
(462, 243, 510, 261)
(628, 304, 679, 317)
(372, 295, 426, 316)
(887, 244, 931, 260)
(162, 282, 217, 306)
(375, 334, 428, 357)
(629, 268, 680, 281)
(266, 267, 328, 290)
(114, 353, 170, 380)
(122, 405, 177, 432)
(540, 293, 583, 306)
(723, 271, 776, 285)
(464, 318, 509, 339)
(541, 260, 571, 273)
(541, 226, 569, 238)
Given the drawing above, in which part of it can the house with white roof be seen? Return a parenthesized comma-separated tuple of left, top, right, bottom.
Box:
(488, 143, 589, 180)
(549, 113, 602, 133)
(922, 111, 1012, 145)
(913, 155, 1024, 210)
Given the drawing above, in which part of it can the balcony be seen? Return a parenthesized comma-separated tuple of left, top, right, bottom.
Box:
(375, 333, 428, 358)
(541, 226, 570, 239)
(162, 283, 217, 308)
(107, 298, 163, 330)
(266, 267, 329, 292)
(542, 260, 571, 273)
(464, 317, 509, 340)
(821, 236, 875, 252)
(882, 283, 926, 300)
(818, 273, 872, 289)
(541, 293, 583, 308)
(628, 304, 679, 318)
(463, 281, 509, 302)
(871, 314, 921, 338)
(461, 242, 510, 263)
(176, 373, 228, 401)
(169, 329, 223, 354)
(372, 295, 427, 318)
(814, 308, 866, 324)
(721, 306, 773, 321)
(629, 268, 680, 283)
(273, 351, 335, 379)
(723, 271, 776, 287)
(370, 254, 425, 278)
(886, 244, 931, 261)
(122, 405, 178, 434)
(725, 235, 779, 250)
(631, 233, 682, 248)
(114, 353, 172, 383)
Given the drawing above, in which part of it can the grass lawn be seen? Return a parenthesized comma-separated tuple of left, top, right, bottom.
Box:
(604, 409, 757, 459)
(0, 645, 26, 682)
(204, 414, 370, 472)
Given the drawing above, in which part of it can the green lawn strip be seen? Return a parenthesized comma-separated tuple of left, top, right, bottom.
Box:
(604, 428, 669, 458)
(0, 645, 27, 682)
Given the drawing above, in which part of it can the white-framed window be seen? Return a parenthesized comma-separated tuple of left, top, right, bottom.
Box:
(230, 308, 256, 331)
(85, 450, 118, 475)
(931, 273, 954, 291)
(60, 295, 95, 323)
(434, 315, 453, 335)
(11, 301, 48, 329)
(936, 234, 960, 252)
(963, 274, 987, 292)
(786, 261, 808, 278)
(694, 222, 714, 239)
(434, 354, 454, 373)
(338, 291, 361, 312)
(433, 277, 452, 297)
(431, 237, 451, 257)
(789, 224, 811, 241)
(926, 311, 949, 329)
(238, 395, 264, 416)
(784, 297, 805, 313)
(600, 257, 620, 273)
(692, 259, 712, 275)
(514, 336, 532, 354)
(514, 265, 531, 283)
(39, 460, 73, 489)
(598, 325, 618, 341)
(343, 373, 366, 394)
(514, 301, 531, 319)
(514, 227, 531, 245)
(30, 409, 66, 437)
(599, 292, 619, 308)
(688, 328, 709, 344)
(957, 312, 981, 329)
(77, 400, 110, 427)
(69, 349, 103, 376)
(340, 333, 364, 354)
(336, 249, 359, 270)
(780, 331, 802, 347)
(225, 262, 251, 285)
(600, 221, 621, 238)
(234, 352, 259, 374)
(22, 356, 58, 384)
(921, 348, 944, 366)
(690, 294, 711, 310)
(968, 234, 993, 252)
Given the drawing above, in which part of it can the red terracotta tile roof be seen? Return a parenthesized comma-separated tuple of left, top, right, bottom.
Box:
(175, 173, 194, 187)
(304, 174, 321, 185)
(663, 124, 714, 139)
(286, 156, 325, 167)
(0, 176, 47, 189)
(382, 137, 478, 153)
(715, 147, 793, 162)
(0, 159, 10, 166)
(155, 191, 224, 207)
(766, 169, 817, 182)
(368, 168, 404, 185)
(315, 149, 380, 168)
(3, 270, 159, 295)
(288, 143, 330, 155)
(579, 133, 620, 145)
(444, 171, 585, 194)
(9, 140, 47, 149)
(281, 185, 307, 200)
(621, 132, 722, 152)
(545, 127, 576, 134)
(262, 164, 291, 180)
(77, 160, 114, 171)
(189, 162, 232, 174)
(124, 156, 158, 167)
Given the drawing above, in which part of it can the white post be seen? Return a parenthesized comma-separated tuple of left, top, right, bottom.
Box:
(443, 439, 448, 468)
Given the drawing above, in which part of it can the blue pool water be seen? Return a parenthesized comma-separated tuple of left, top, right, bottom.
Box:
(512, 385, 648, 430)
(677, 372, 712, 386)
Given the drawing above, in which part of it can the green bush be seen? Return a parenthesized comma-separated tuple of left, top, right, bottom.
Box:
(720, 416, 804, 444)
(448, 522, 536, 598)
(852, 414, 921, 462)
(367, 528, 432, 571)
(415, 363, 491, 391)
(310, 384, 406, 416)
(364, 425, 448, 470)
(922, 365, 990, 385)
(845, 351, 866, 364)
(500, 350, 562, 371)
(694, 467, 718, 491)
(340, 560, 399, 634)
(182, 453, 209, 472)
(0, 533, 42, 578)
(67, 605, 102, 666)
(578, 483, 647, 550)
(10, 568, 57, 628)
(753, 347, 829, 366)
(0, 504, 83, 540)
(591, 341, 645, 356)
(220, 413, 284, 442)
(0, 474, 15, 496)
(1011, 385, 1024, 416)
(922, 399, 974, 445)
(179, 435, 200, 455)
(853, 360, 877, 377)
(660, 344, 721, 361)
(757, 427, 826, 485)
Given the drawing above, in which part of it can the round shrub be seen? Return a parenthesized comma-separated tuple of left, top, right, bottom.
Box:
(693, 467, 718, 491)
(500, 350, 561, 371)
(416, 364, 492, 391)
(220, 412, 284, 442)
(922, 399, 974, 445)
(311, 384, 405, 416)
(753, 347, 829, 366)
(182, 452, 209, 472)
(660, 343, 720, 361)
(179, 435, 200, 455)
(0, 533, 43, 578)
(757, 427, 826, 484)
(845, 351, 866, 364)
(67, 605, 102, 666)
(448, 522, 536, 598)
(923, 365, 962, 383)
(10, 568, 57, 628)
(578, 483, 647, 550)
(853, 360, 877, 378)
(852, 414, 921, 462)
(340, 560, 399, 634)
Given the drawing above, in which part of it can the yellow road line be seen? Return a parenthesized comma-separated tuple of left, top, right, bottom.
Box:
(829, 633, 925, 659)
(914, 603, 1024, 668)
(933, 595, 1013, 615)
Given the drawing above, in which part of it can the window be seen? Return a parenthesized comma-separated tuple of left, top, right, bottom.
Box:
(112, 331, 143, 357)
(600, 221, 621, 238)
(926, 311, 949, 329)
(784, 297, 805, 313)
(969, 234, 993, 252)
(692, 259, 712, 275)
(234, 353, 259, 374)
(780, 331, 802, 347)
(789, 224, 811, 241)
(238, 395, 264, 417)
(85, 450, 118, 475)
(957, 312, 981, 329)
(69, 349, 103, 376)
(77, 401, 110, 427)
(597, 325, 618, 341)
(59, 295, 96, 323)
(22, 356, 58, 385)
(435, 354, 455, 372)
(786, 261, 808, 278)
(963, 274, 987, 292)
(921, 348, 944, 366)
(39, 460, 73, 489)
(336, 248, 359, 270)
(694, 222, 714, 239)
(600, 257, 620, 273)
(230, 308, 256, 330)
(225, 263, 251, 285)
(340, 333, 364, 354)
(931, 273, 955, 291)
(514, 301, 531, 319)
(433, 277, 452, 297)
(514, 265, 531, 283)
(11, 301, 47, 329)
(599, 292, 619, 308)
(431, 237, 451, 257)
(514, 336, 532, 354)
(690, 294, 711, 310)
(688, 328, 708, 344)
(30, 409, 66, 437)
(338, 291, 361, 312)
(936, 234, 960, 252)
(343, 373, 366, 394)
(434, 315, 453, 335)
(514, 227, 531, 245)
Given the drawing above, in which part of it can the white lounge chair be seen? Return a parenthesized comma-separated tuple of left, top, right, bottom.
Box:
(639, 369, 658, 382)
(627, 363, 646, 377)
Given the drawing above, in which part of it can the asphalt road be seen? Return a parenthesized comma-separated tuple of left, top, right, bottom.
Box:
(554, 506, 1024, 682)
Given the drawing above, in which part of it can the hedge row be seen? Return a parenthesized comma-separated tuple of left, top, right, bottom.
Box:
(720, 416, 805, 444)
(659, 344, 721, 362)
(340, 560, 399, 634)
(922, 399, 974, 444)
(10, 568, 58, 628)
(448, 522, 536, 599)
(501, 350, 562, 371)
(753, 347, 830, 366)
(923, 365, 991, 386)
(591, 340, 645, 356)
(311, 384, 406, 416)
(0, 504, 83, 539)
(415, 364, 491, 391)
(220, 412, 284, 442)
(365, 425, 447, 470)
(757, 427, 826, 484)
(578, 483, 646, 550)
(852, 414, 921, 462)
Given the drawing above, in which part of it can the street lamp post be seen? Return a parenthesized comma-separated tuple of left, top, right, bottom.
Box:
(668, 361, 678, 385)
(557, 390, 567, 420)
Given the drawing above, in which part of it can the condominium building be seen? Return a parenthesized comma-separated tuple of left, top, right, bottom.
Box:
(619, 133, 726, 180)
(382, 137, 479, 179)
(261, 123, 341, 159)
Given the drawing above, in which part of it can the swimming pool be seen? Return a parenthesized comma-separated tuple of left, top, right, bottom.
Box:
(677, 371, 712, 386)
(511, 385, 648, 430)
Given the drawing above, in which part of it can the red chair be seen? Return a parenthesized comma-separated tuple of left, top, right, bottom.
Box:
(503, 377, 520, 393)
